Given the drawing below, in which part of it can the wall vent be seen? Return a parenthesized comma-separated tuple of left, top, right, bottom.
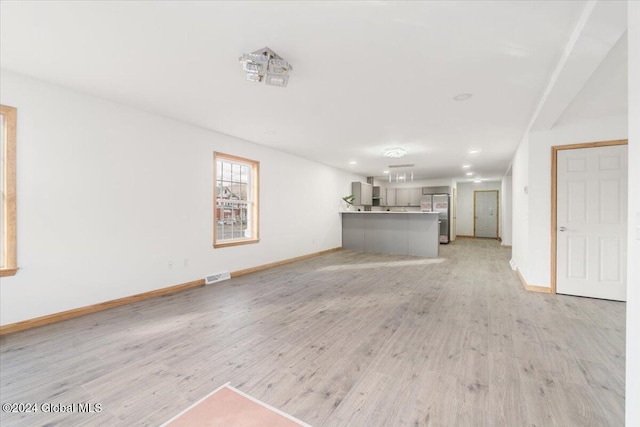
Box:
(205, 272, 231, 285)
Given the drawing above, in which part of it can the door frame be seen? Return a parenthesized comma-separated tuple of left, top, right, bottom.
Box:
(550, 139, 628, 295)
(473, 190, 499, 238)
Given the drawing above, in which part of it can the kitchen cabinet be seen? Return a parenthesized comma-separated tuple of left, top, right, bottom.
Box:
(352, 181, 373, 206)
(395, 188, 409, 206)
(409, 188, 423, 206)
(384, 186, 433, 206)
(385, 188, 396, 206)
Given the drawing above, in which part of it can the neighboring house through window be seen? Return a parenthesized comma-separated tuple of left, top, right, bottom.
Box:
(214, 152, 259, 247)
(0, 105, 17, 277)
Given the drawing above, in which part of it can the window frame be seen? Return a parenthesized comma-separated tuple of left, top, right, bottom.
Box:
(0, 105, 17, 277)
(213, 152, 260, 248)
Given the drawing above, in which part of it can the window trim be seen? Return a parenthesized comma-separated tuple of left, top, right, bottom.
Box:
(0, 105, 17, 277)
(213, 152, 260, 248)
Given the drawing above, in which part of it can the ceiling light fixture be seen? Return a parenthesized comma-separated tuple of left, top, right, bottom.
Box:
(388, 163, 414, 168)
(474, 179, 482, 183)
(390, 171, 414, 183)
(383, 147, 408, 158)
(466, 172, 474, 176)
(462, 164, 471, 169)
(383, 170, 389, 174)
(469, 149, 481, 154)
(349, 161, 357, 165)
(454, 93, 473, 101)
(239, 47, 292, 87)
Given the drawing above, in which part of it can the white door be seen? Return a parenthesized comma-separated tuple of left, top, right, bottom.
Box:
(556, 145, 627, 301)
(474, 191, 498, 238)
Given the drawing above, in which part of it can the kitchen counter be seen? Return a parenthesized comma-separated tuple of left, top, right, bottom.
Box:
(341, 211, 434, 214)
(341, 211, 439, 257)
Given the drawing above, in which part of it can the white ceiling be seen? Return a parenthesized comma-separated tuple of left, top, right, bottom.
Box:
(0, 1, 628, 182)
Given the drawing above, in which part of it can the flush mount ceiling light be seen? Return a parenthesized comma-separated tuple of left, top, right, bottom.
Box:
(454, 93, 473, 101)
(462, 164, 471, 169)
(239, 47, 292, 87)
(383, 147, 408, 158)
(349, 161, 357, 165)
(474, 179, 482, 183)
(468, 149, 481, 154)
(466, 172, 474, 176)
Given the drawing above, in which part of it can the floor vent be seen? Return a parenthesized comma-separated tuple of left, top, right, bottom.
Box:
(205, 272, 231, 285)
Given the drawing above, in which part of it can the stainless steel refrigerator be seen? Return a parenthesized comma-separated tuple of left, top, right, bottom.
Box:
(433, 194, 450, 243)
(420, 193, 450, 244)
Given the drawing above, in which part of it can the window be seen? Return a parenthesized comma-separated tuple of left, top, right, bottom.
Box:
(214, 152, 259, 247)
(0, 105, 17, 277)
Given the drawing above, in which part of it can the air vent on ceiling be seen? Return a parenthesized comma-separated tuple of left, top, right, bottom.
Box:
(205, 272, 231, 285)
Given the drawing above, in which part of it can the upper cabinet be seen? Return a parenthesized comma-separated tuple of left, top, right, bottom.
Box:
(395, 188, 409, 206)
(409, 188, 422, 206)
(386, 188, 396, 206)
(381, 186, 441, 207)
(352, 181, 373, 205)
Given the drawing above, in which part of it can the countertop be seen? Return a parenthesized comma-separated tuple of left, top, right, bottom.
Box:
(341, 211, 439, 214)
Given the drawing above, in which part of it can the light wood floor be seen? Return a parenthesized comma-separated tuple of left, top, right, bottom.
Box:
(0, 239, 625, 426)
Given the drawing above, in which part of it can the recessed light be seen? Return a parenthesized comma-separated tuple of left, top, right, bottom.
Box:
(466, 172, 474, 176)
(454, 93, 473, 101)
(383, 170, 389, 174)
(468, 149, 481, 154)
(349, 161, 357, 165)
(474, 179, 482, 183)
(462, 164, 471, 169)
(265, 130, 277, 135)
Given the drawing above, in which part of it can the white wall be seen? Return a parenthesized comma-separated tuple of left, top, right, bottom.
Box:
(456, 181, 502, 237)
(626, 3, 639, 424)
(526, 115, 627, 287)
(0, 70, 363, 325)
(500, 168, 513, 246)
(511, 135, 530, 275)
(510, 116, 627, 287)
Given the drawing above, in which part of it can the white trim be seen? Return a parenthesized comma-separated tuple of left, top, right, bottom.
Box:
(159, 382, 311, 427)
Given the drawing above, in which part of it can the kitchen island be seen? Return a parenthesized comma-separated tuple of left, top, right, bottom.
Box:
(341, 211, 440, 257)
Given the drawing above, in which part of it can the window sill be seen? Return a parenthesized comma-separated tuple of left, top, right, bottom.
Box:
(0, 268, 18, 277)
(214, 238, 260, 249)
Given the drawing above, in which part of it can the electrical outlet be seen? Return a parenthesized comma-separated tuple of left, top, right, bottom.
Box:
(168, 260, 173, 269)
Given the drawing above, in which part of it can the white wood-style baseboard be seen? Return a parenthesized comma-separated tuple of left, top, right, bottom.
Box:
(516, 268, 552, 294)
(0, 247, 342, 335)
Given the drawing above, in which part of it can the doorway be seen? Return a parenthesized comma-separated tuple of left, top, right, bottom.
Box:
(551, 140, 628, 300)
(474, 190, 499, 238)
